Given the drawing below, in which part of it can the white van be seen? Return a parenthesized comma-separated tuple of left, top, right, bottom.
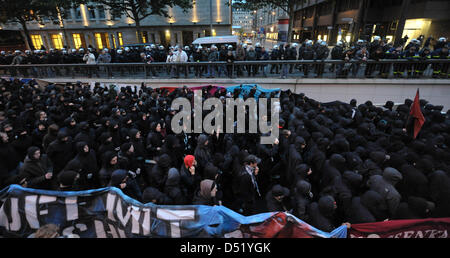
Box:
(192, 35, 240, 49)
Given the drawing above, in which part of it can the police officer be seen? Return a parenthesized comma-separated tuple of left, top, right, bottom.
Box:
(431, 45, 449, 78)
(404, 46, 419, 78)
(415, 47, 432, 78)
(315, 41, 329, 78)
(115, 49, 126, 76)
(270, 45, 281, 74)
(331, 41, 346, 77)
(299, 40, 316, 78)
(286, 43, 297, 74)
(386, 45, 404, 78)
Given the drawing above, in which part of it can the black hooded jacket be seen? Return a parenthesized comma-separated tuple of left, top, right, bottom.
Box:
(98, 151, 119, 187)
(148, 154, 171, 191)
(367, 167, 403, 217)
(293, 180, 313, 221)
(194, 134, 212, 178)
(164, 168, 187, 205)
(18, 147, 53, 190)
(308, 195, 337, 232)
(63, 141, 98, 189)
(46, 131, 75, 174)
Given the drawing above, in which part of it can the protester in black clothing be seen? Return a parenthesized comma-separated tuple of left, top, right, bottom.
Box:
(63, 141, 98, 189)
(98, 151, 119, 187)
(142, 186, 172, 204)
(46, 130, 75, 175)
(235, 154, 262, 215)
(17, 146, 53, 190)
(1, 77, 450, 233)
(265, 184, 292, 212)
(179, 155, 201, 202)
(57, 170, 80, 191)
(108, 169, 142, 201)
(193, 179, 218, 205)
(164, 168, 188, 205)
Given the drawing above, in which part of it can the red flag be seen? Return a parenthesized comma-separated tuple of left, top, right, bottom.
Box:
(409, 89, 425, 139)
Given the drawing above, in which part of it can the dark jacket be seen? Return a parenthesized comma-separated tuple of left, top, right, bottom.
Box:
(293, 180, 313, 221)
(46, 131, 75, 174)
(347, 196, 377, 224)
(193, 179, 217, 205)
(179, 164, 201, 202)
(308, 195, 337, 232)
(63, 141, 98, 189)
(164, 168, 187, 205)
(367, 167, 403, 217)
(18, 154, 53, 190)
(148, 154, 171, 191)
(194, 134, 212, 178)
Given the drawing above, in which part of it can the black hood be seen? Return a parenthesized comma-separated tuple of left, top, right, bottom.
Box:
(343, 170, 363, 187)
(99, 132, 112, 143)
(110, 169, 127, 186)
(345, 152, 363, 169)
(166, 168, 180, 186)
(295, 164, 310, 179)
(318, 195, 336, 217)
(142, 187, 163, 203)
(102, 151, 117, 167)
(27, 146, 40, 161)
(361, 190, 384, 211)
(330, 154, 346, 171)
(57, 130, 69, 141)
(407, 196, 435, 217)
(204, 164, 219, 180)
(295, 180, 312, 196)
(294, 136, 306, 150)
(158, 154, 171, 168)
(76, 141, 89, 155)
(383, 167, 403, 186)
(370, 151, 386, 165)
(129, 128, 139, 140)
(197, 134, 209, 147)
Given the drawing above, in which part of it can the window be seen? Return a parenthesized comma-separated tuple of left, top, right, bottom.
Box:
(63, 8, 72, 20)
(72, 33, 83, 49)
(87, 6, 96, 20)
(111, 34, 117, 48)
(31, 34, 43, 49)
(51, 34, 63, 49)
(104, 33, 111, 49)
(98, 5, 106, 20)
(75, 7, 82, 21)
(95, 33, 103, 49)
(142, 31, 148, 43)
(117, 32, 123, 46)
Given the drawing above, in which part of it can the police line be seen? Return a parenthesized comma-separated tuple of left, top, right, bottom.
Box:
(0, 184, 347, 238)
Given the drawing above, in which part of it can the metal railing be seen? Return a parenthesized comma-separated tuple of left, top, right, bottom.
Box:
(0, 59, 449, 80)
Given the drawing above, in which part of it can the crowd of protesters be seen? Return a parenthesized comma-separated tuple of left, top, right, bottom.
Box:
(1, 78, 450, 232)
(1, 35, 449, 79)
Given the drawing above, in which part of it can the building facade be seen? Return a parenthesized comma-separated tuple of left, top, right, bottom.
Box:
(292, 0, 450, 45)
(231, 8, 253, 36)
(0, 0, 232, 50)
(255, 7, 288, 41)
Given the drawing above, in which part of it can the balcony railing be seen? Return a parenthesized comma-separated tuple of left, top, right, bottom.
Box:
(0, 59, 449, 80)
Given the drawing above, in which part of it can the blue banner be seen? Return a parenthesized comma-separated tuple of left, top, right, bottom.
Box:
(0, 185, 346, 238)
(226, 84, 281, 100)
